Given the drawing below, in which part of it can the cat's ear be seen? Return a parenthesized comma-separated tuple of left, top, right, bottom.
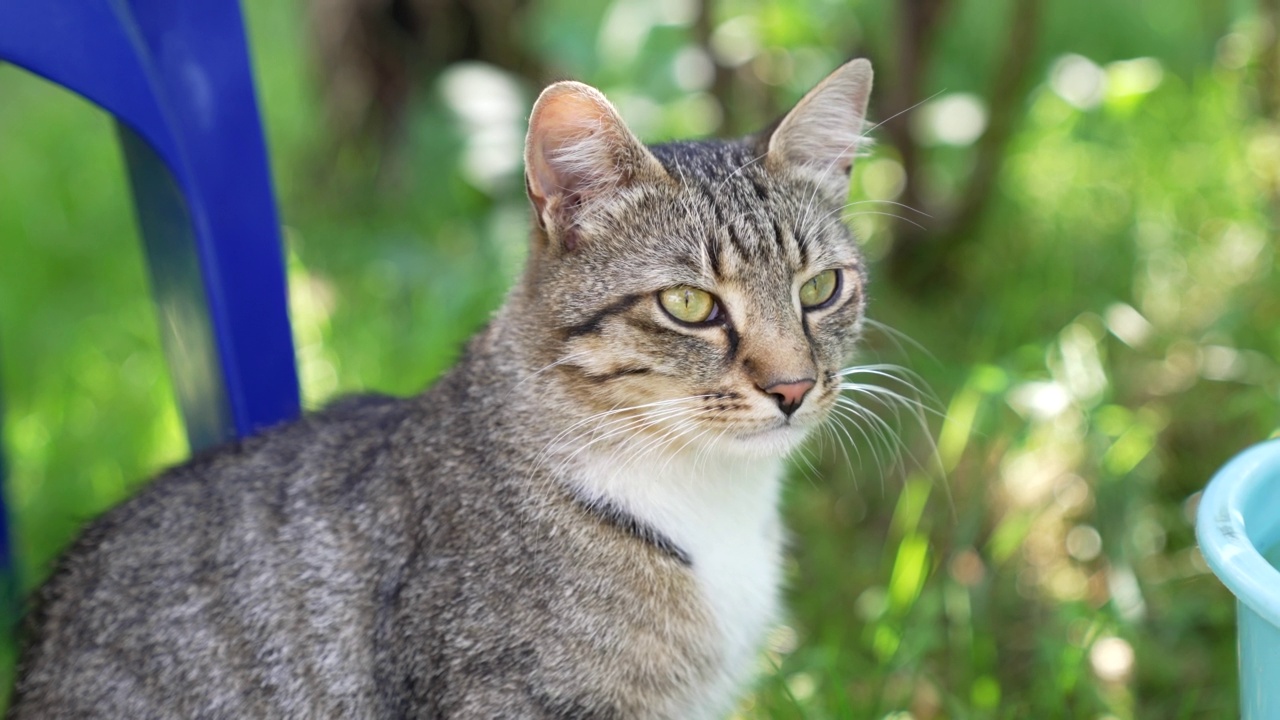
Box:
(525, 82, 669, 252)
(764, 58, 873, 202)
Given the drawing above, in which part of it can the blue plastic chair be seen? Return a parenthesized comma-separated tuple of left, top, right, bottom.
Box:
(0, 0, 301, 602)
(1197, 439, 1280, 719)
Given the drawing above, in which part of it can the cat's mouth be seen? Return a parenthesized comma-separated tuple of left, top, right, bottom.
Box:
(715, 416, 816, 457)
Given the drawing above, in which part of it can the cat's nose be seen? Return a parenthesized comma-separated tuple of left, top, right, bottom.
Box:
(761, 379, 815, 417)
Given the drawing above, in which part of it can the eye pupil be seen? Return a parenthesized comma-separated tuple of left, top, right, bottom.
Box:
(800, 269, 839, 309)
(659, 285, 717, 323)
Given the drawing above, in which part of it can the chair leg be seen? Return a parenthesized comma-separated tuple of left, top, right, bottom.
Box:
(117, 123, 236, 453)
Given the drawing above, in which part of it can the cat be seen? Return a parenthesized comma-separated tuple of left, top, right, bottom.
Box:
(9, 58, 873, 719)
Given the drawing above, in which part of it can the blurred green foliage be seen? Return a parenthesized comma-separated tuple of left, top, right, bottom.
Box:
(1, 0, 1278, 717)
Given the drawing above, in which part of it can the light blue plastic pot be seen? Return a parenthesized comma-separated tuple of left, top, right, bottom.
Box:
(1197, 439, 1280, 719)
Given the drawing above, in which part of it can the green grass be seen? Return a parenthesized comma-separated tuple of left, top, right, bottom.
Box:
(2, 0, 1277, 716)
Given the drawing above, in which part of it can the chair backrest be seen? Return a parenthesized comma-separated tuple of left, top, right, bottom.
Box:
(0, 0, 301, 600)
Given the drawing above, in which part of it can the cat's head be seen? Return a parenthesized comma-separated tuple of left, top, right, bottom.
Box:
(517, 60, 872, 459)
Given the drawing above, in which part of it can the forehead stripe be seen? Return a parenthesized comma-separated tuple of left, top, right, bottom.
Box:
(726, 224, 751, 262)
(792, 223, 811, 266)
(770, 219, 788, 262)
(561, 293, 645, 339)
(706, 231, 724, 279)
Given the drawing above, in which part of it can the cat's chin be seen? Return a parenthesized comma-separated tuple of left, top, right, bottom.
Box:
(709, 424, 813, 459)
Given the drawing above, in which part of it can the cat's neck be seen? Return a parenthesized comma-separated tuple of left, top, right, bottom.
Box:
(572, 439, 785, 711)
(566, 444, 784, 567)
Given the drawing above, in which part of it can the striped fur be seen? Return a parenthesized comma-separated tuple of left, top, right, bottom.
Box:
(11, 60, 875, 719)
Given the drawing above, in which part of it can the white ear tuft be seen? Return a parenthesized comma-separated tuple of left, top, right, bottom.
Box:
(524, 82, 666, 251)
(767, 59, 873, 201)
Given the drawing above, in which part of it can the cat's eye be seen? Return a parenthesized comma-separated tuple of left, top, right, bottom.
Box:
(799, 269, 840, 309)
(659, 285, 720, 324)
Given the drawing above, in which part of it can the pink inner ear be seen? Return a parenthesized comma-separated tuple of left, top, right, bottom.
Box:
(524, 80, 669, 252)
(527, 86, 620, 202)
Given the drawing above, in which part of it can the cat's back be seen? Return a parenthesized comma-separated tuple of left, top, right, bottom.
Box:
(9, 392, 435, 717)
(11, 368, 716, 719)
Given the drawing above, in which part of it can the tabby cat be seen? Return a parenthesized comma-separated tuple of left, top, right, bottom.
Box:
(10, 58, 874, 718)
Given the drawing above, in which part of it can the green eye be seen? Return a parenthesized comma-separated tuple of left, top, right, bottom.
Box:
(659, 286, 718, 324)
(799, 269, 840, 309)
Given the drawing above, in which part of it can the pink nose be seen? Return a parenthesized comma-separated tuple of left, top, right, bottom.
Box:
(761, 379, 815, 417)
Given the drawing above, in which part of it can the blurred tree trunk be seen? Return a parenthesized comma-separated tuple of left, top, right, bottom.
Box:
(884, 0, 1044, 292)
(882, 0, 953, 252)
(308, 0, 542, 157)
(1260, 0, 1280, 121)
(694, 0, 774, 137)
(695, 0, 738, 136)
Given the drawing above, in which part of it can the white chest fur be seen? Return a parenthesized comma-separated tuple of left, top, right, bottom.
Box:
(574, 450, 785, 717)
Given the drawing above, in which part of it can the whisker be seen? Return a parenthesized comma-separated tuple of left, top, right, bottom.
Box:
(547, 394, 714, 446)
(506, 351, 593, 398)
(862, 90, 946, 137)
(843, 210, 928, 231)
(827, 401, 889, 482)
(796, 123, 875, 240)
(613, 409, 718, 481)
(839, 364, 942, 406)
(860, 319, 939, 364)
(552, 406, 712, 479)
(836, 393, 942, 480)
(833, 397, 899, 462)
(534, 398, 713, 477)
(835, 394, 907, 451)
(791, 444, 821, 489)
(693, 428, 732, 475)
(842, 199, 933, 218)
(807, 199, 933, 238)
(661, 424, 718, 475)
(839, 382, 945, 419)
(819, 416, 860, 479)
